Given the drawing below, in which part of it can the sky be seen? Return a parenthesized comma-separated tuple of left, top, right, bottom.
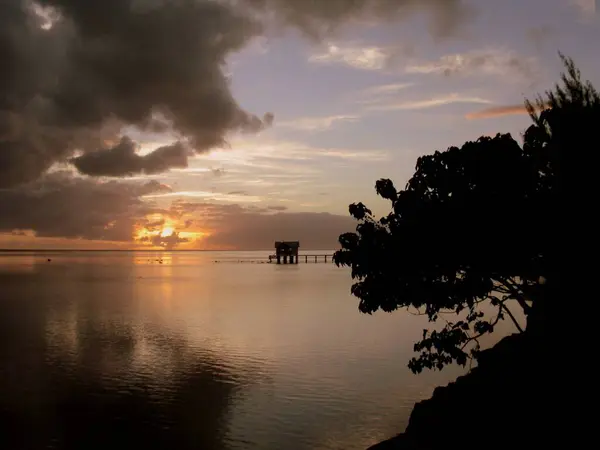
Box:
(0, 0, 598, 250)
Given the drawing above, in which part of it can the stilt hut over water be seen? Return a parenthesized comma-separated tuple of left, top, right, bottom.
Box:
(274, 241, 299, 264)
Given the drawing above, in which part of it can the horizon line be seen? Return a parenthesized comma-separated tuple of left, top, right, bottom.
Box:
(0, 248, 338, 252)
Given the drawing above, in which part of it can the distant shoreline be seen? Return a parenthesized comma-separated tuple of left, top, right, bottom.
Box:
(0, 249, 337, 253)
(0, 249, 246, 252)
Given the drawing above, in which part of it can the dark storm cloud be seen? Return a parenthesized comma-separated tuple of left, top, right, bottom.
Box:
(1, 0, 471, 187)
(0, 0, 270, 186)
(0, 173, 165, 241)
(138, 180, 173, 196)
(71, 137, 190, 176)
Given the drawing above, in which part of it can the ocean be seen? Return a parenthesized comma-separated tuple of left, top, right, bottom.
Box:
(0, 250, 505, 449)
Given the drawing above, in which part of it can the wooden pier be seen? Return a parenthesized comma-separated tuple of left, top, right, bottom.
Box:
(269, 254, 332, 264)
(271, 241, 332, 264)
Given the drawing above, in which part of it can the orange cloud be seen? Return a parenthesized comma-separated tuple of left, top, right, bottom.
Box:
(466, 103, 547, 120)
(466, 104, 529, 120)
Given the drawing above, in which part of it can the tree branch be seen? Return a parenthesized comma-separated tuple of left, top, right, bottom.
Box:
(487, 293, 525, 333)
(493, 285, 511, 295)
(500, 302, 524, 333)
(500, 279, 533, 315)
(407, 306, 458, 316)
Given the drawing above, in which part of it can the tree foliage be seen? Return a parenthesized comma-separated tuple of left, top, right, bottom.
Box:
(334, 55, 598, 373)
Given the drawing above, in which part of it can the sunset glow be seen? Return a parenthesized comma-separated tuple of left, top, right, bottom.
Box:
(160, 227, 175, 237)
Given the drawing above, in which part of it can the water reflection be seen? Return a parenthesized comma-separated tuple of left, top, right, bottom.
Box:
(0, 260, 261, 450)
(0, 251, 479, 450)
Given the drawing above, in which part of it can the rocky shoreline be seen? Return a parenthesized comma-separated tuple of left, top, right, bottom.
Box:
(368, 332, 546, 450)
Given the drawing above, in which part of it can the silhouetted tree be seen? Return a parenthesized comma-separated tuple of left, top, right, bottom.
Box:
(334, 55, 598, 373)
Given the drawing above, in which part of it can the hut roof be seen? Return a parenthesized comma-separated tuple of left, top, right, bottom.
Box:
(274, 241, 300, 249)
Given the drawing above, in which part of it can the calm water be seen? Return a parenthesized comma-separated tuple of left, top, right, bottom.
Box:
(0, 250, 501, 450)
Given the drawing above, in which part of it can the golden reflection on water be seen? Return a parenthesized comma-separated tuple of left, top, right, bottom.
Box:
(159, 260, 174, 308)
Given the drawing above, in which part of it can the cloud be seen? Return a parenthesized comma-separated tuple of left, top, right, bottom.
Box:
(309, 44, 538, 85)
(277, 115, 360, 131)
(200, 138, 391, 175)
(570, 0, 597, 17)
(0, 0, 281, 187)
(319, 149, 390, 160)
(0, 173, 166, 241)
(71, 137, 190, 176)
(353, 82, 416, 107)
(0, 175, 359, 251)
(167, 166, 228, 178)
(253, 140, 392, 162)
(143, 191, 265, 204)
(138, 180, 173, 196)
(405, 49, 538, 80)
(367, 94, 491, 112)
(171, 167, 211, 174)
(180, 202, 355, 250)
(308, 40, 417, 72)
(465, 102, 548, 120)
(2, 0, 473, 189)
(359, 83, 415, 97)
(465, 105, 529, 120)
(150, 231, 189, 250)
(144, 218, 166, 232)
(309, 43, 391, 70)
(253, 0, 471, 39)
(1, 0, 472, 188)
(124, 198, 356, 250)
(0, 0, 476, 250)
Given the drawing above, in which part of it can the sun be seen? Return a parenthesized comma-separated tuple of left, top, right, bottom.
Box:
(134, 215, 209, 248)
(160, 227, 175, 237)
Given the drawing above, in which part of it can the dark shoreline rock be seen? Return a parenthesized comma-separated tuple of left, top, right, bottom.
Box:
(368, 332, 546, 450)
